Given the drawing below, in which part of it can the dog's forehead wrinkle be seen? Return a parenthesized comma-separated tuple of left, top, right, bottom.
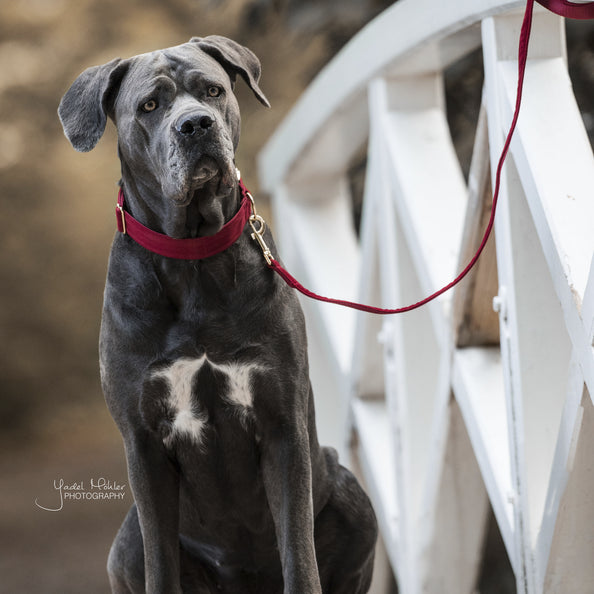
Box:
(162, 47, 225, 75)
(126, 53, 175, 84)
(130, 51, 229, 100)
(184, 69, 222, 91)
(119, 58, 165, 103)
(149, 74, 177, 91)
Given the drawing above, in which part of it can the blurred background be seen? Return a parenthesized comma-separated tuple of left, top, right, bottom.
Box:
(0, 0, 393, 591)
(0, 0, 592, 592)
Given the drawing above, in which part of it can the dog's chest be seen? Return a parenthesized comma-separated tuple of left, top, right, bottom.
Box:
(143, 355, 261, 448)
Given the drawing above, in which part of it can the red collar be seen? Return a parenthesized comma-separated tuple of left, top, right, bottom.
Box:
(115, 180, 253, 260)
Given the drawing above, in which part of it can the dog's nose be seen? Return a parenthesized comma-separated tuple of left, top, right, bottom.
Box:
(176, 114, 215, 136)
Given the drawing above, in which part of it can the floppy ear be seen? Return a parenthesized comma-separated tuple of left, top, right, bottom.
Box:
(190, 35, 270, 108)
(58, 58, 130, 152)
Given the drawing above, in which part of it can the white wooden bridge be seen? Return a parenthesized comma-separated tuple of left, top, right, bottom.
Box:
(258, 1, 594, 593)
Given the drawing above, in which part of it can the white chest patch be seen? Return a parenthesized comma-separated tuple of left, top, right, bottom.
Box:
(213, 362, 257, 408)
(152, 357, 208, 446)
(152, 356, 260, 446)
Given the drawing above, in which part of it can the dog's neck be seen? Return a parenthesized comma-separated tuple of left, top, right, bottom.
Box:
(119, 162, 241, 241)
(115, 165, 269, 312)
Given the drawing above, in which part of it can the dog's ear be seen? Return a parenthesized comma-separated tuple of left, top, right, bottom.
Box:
(190, 36, 270, 108)
(58, 58, 130, 152)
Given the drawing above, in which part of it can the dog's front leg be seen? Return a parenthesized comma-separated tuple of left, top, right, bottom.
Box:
(262, 423, 322, 594)
(124, 429, 182, 594)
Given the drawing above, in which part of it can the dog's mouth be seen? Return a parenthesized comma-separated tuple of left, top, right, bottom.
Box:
(164, 154, 237, 238)
(191, 157, 220, 188)
(172, 154, 237, 209)
(170, 156, 221, 207)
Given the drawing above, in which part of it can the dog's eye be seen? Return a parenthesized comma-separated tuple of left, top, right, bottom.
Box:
(141, 99, 158, 113)
(207, 86, 222, 98)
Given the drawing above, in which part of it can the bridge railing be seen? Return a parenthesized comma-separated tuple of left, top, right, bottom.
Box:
(257, 1, 594, 592)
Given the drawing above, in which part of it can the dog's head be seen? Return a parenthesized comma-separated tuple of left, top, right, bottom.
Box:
(59, 36, 269, 232)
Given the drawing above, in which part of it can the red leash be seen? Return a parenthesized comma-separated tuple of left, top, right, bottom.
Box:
(262, 0, 533, 314)
(116, 0, 594, 313)
(536, 0, 594, 19)
(258, 0, 594, 314)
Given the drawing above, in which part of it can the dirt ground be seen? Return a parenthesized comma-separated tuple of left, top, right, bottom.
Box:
(0, 407, 129, 593)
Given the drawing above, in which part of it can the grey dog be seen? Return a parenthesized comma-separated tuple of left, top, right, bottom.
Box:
(58, 36, 377, 594)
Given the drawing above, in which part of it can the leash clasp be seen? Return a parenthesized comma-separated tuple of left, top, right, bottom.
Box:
(247, 192, 273, 266)
(116, 203, 127, 235)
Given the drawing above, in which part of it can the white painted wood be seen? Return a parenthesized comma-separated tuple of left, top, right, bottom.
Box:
(382, 73, 467, 308)
(452, 347, 516, 564)
(542, 388, 594, 593)
(483, 9, 594, 592)
(279, 179, 359, 372)
(352, 398, 400, 572)
(349, 155, 385, 401)
(257, 0, 525, 189)
(535, 353, 588, 591)
(419, 399, 490, 594)
(258, 1, 594, 592)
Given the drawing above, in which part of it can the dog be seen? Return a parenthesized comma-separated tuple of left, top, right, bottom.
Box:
(58, 35, 377, 594)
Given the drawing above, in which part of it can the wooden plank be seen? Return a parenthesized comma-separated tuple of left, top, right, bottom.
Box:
(452, 346, 516, 566)
(419, 399, 490, 594)
(382, 74, 468, 307)
(499, 55, 594, 311)
(280, 178, 359, 374)
(497, 56, 594, 399)
(482, 11, 582, 592)
(453, 106, 500, 347)
(543, 390, 594, 593)
(534, 354, 586, 590)
(349, 165, 385, 400)
(350, 85, 394, 402)
(351, 398, 400, 573)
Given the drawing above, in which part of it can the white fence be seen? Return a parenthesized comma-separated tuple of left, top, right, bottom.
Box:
(257, 1, 594, 593)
